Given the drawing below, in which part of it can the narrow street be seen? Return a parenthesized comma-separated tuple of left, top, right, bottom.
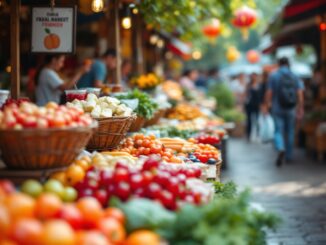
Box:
(223, 139, 326, 245)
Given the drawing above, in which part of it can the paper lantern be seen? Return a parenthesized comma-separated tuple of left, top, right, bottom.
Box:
(202, 19, 221, 41)
(226, 46, 240, 63)
(232, 6, 257, 40)
(246, 50, 260, 64)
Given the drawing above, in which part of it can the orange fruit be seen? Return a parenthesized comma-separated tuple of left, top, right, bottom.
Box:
(76, 197, 103, 228)
(125, 230, 160, 245)
(96, 217, 126, 243)
(6, 193, 35, 220)
(41, 220, 75, 245)
(0, 239, 18, 245)
(44, 33, 60, 50)
(75, 231, 111, 245)
(8, 218, 43, 245)
(75, 159, 90, 171)
(51, 171, 67, 185)
(0, 205, 10, 237)
(65, 165, 85, 185)
(103, 207, 125, 225)
(35, 193, 63, 220)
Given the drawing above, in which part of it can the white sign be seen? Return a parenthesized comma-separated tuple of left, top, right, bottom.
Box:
(31, 7, 76, 53)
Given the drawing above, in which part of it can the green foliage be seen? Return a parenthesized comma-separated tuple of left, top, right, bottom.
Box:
(142, 126, 197, 139)
(116, 89, 158, 119)
(208, 83, 235, 110)
(117, 191, 280, 245)
(211, 181, 238, 199)
(218, 109, 246, 123)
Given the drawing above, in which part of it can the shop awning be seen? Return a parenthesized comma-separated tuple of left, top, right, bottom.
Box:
(262, 0, 326, 53)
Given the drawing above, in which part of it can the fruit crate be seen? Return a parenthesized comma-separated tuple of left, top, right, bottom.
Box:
(0, 125, 96, 170)
(128, 116, 145, 132)
(87, 116, 134, 151)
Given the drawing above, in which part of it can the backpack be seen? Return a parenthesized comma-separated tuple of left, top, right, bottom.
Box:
(277, 72, 298, 109)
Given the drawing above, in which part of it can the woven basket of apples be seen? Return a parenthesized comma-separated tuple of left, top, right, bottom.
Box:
(0, 101, 97, 170)
(67, 94, 135, 151)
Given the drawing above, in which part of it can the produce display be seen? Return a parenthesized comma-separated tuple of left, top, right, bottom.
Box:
(67, 93, 133, 118)
(0, 66, 280, 245)
(166, 103, 204, 120)
(0, 101, 92, 129)
(119, 134, 182, 163)
(72, 158, 212, 210)
(115, 89, 158, 119)
(131, 73, 161, 90)
(0, 180, 162, 245)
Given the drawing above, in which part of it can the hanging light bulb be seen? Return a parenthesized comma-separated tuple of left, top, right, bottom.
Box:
(122, 17, 132, 29)
(150, 34, 159, 45)
(192, 50, 202, 60)
(157, 39, 165, 49)
(91, 0, 104, 13)
(132, 8, 139, 14)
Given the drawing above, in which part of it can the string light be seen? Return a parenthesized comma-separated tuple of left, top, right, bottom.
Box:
(132, 8, 139, 14)
(91, 0, 104, 13)
(150, 35, 159, 45)
(192, 50, 202, 60)
(157, 39, 165, 48)
(122, 17, 132, 29)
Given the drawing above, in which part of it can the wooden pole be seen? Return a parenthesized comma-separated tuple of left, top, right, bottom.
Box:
(135, 14, 144, 74)
(10, 0, 20, 99)
(113, 0, 121, 84)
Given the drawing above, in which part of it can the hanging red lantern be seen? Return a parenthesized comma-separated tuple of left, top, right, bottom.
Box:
(202, 19, 221, 40)
(246, 50, 260, 64)
(232, 6, 257, 40)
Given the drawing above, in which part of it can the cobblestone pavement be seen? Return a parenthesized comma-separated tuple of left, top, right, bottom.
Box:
(222, 138, 326, 245)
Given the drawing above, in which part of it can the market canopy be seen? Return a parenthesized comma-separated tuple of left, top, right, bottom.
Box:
(262, 0, 326, 53)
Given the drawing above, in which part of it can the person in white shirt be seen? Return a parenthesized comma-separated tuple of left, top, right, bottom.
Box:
(35, 55, 89, 106)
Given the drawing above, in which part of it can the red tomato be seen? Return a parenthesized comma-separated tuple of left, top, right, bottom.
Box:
(56, 204, 84, 230)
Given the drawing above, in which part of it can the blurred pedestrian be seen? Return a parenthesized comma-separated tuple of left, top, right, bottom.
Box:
(121, 59, 133, 90)
(245, 73, 261, 141)
(311, 66, 322, 101)
(77, 49, 117, 88)
(230, 73, 247, 107)
(180, 69, 198, 90)
(265, 57, 304, 166)
(35, 54, 89, 106)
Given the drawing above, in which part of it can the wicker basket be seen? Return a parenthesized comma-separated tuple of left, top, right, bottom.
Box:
(144, 109, 165, 127)
(128, 116, 145, 132)
(87, 116, 134, 151)
(0, 125, 96, 170)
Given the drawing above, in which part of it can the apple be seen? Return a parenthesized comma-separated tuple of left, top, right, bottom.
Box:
(36, 118, 49, 128)
(22, 116, 37, 128)
(44, 179, 65, 199)
(21, 179, 43, 198)
(62, 187, 78, 202)
(0, 180, 16, 194)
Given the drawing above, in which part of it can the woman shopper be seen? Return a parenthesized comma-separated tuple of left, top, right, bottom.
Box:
(245, 73, 261, 141)
(35, 54, 89, 106)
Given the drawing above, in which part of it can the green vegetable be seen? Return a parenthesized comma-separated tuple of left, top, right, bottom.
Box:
(115, 198, 176, 239)
(217, 109, 245, 123)
(116, 89, 158, 119)
(142, 126, 197, 139)
(117, 191, 280, 244)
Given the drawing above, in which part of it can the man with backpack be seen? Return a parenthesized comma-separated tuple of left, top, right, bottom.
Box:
(265, 57, 304, 167)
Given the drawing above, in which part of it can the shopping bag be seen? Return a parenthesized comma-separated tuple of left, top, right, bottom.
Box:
(258, 113, 274, 143)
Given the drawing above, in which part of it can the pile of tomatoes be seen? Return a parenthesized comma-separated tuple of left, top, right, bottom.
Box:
(195, 134, 220, 145)
(119, 134, 182, 163)
(0, 101, 93, 129)
(0, 180, 161, 245)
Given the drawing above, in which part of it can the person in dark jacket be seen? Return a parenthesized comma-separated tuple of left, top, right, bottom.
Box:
(245, 73, 261, 141)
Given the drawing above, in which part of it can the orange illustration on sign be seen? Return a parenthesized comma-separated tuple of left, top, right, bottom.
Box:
(44, 28, 60, 50)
